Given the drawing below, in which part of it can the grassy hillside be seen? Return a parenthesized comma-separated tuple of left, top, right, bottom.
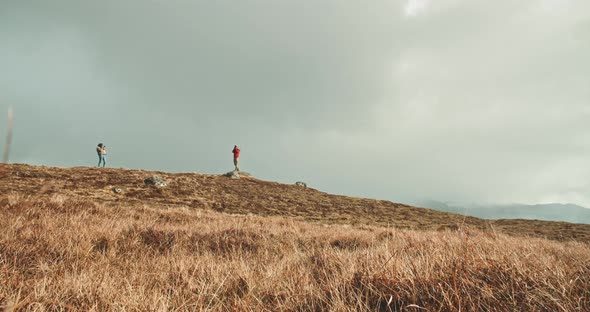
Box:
(1, 164, 589, 311)
(2, 164, 589, 242)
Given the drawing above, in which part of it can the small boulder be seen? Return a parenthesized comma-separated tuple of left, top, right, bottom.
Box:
(223, 170, 240, 179)
(295, 181, 307, 188)
(144, 175, 167, 187)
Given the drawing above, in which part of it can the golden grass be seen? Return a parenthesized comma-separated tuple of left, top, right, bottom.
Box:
(1, 195, 589, 311)
(3, 164, 590, 243)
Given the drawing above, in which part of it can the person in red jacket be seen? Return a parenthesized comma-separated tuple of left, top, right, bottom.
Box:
(232, 145, 240, 172)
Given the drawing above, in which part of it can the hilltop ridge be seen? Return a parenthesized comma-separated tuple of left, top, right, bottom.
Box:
(2, 163, 589, 242)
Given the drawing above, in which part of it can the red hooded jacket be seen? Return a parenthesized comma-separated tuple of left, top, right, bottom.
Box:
(232, 147, 240, 159)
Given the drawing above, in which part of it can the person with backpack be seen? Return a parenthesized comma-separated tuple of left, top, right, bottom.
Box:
(97, 143, 107, 168)
(232, 145, 240, 172)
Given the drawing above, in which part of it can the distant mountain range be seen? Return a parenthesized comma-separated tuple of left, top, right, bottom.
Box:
(416, 200, 590, 225)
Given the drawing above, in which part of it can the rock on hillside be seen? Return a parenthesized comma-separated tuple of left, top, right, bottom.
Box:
(144, 175, 167, 187)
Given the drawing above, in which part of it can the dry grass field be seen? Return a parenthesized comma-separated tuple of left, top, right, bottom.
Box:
(1, 164, 589, 311)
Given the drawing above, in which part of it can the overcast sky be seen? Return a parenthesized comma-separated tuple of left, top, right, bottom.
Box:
(1, 0, 589, 207)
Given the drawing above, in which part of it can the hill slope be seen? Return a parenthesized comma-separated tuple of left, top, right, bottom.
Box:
(1, 164, 589, 311)
(2, 164, 590, 242)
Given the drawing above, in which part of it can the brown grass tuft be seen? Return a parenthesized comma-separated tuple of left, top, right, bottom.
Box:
(91, 236, 109, 254)
(189, 229, 263, 256)
(139, 228, 177, 253)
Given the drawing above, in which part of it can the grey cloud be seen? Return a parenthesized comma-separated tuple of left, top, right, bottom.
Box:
(38, 0, 399, 131)
(1, 0, 590, 210)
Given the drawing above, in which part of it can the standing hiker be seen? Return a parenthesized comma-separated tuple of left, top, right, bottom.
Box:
(232, 145, 240, 172)
(97, 143, 107, 168)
